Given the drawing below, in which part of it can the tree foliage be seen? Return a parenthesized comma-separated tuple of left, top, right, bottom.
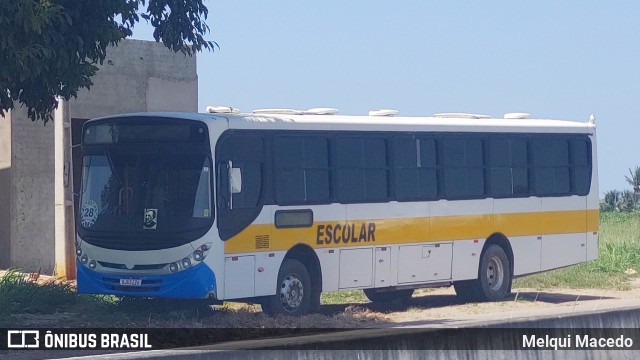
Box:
(601, 166, 640, 212)
(625, 166, 640, 195)
(600, 190, 636, 212)
(0, 0, 216, 123)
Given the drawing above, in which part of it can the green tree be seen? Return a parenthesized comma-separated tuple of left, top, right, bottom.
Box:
(625, 166, 640, 208)
(600, 190, 620, 212)
(0, 0, 216, 123)
(619, 190, 636, 212)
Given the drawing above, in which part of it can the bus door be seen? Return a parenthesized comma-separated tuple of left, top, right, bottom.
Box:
(216, 133, 267, 299)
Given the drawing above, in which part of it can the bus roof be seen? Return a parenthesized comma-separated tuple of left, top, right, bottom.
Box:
(91, 111, 596, 135)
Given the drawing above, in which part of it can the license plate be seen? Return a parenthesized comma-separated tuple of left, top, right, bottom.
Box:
(119, 278, 142, 286)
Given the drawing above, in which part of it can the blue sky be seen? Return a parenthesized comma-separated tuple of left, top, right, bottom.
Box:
(133, 1, 640, 195)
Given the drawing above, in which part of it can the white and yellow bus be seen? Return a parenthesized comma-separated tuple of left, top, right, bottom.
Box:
(76, 108, 598, 315)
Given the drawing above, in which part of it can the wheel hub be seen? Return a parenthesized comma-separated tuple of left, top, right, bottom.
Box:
(486, 256, 504, 290)
(279, 274, 304, 311)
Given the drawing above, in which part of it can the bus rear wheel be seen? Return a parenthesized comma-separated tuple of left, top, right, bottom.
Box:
(261, 259, 317, 316)
(363, 288, 414, 304)
(454, 244, 512, 302)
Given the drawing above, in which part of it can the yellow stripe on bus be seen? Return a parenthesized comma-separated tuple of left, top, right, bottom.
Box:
(224, 209, 599, 254)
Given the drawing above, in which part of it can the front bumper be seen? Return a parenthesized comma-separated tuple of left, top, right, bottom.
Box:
(76, 260, 217, 299)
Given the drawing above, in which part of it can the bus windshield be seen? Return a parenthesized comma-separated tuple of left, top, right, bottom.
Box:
(79, 151, 213, 235)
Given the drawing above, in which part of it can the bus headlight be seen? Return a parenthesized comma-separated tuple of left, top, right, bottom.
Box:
(167, 243, 211, 273)
(80, 254, 89, 264)
(76, 248, 82, 257)
(191, 242, 212, 263)
(89, 260, 96, 269)
(193, 250, 204, 261)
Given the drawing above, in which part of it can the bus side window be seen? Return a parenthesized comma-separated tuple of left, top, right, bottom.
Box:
(273, 136, 330, 205)
(571, 138, 591, 195)
(216, 133, 265, 240)
(217, 161, 262, 210)
(230, 162, 261, 209)
(392, 137, 438, 201)
(532, 137, 570, 196)
(440, 137, 485, 198)
(333, 137, 388, 202)
(488, 137, 529, 197)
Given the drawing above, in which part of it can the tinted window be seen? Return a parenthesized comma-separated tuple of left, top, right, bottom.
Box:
(531, 138, 570, 195)
(511, 139, 528, 166)
(216, 133, 265, 241)
(217, 134, 264, 210)
(442, 138, 466, 166)
(393, 137, 438, 201)
(334, 138, 388, 202)
(489, 138, 510, 167)
(274, 137, 330, 204)
(571, 139, 591, 195)
(489, 168, 512, 196)
(267, 132, 592, 206)
(230, 162, 262, 209)
(532, 138, 569, 166)
(512, 167, 529, 195)
(83, 121, 207, 144)
(488, 137, 529, 197)
(440, 137, 484, 198)
(419, 138, 437, 166)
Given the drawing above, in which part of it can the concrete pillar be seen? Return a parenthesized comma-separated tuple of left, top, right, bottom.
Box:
(10, 106, 55, 274)
(0, 110, 11, 268)
(54, 99, 76, 279)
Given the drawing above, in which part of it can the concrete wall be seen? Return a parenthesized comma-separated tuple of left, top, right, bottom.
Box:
(69, 39, 198, 118)
(9, 106, 56, 273)
(1, 39, 198, 274)
(0, 111, 10, 268)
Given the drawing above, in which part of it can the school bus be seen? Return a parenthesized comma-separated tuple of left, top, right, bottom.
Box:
(76, 108, 598, 315)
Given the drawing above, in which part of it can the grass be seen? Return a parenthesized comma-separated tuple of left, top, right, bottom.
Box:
(0, 270, 381, 328)
(0, 270, 112, 319)
(321, 289, 368, 304)
(514, 211, 640, 290)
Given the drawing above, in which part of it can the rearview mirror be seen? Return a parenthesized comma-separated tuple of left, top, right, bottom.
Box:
(230, 167, 242, 194)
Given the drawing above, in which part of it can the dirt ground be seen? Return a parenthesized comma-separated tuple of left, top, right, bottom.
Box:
(4, 269, 640, 328)
(363, 279, 640, 326)
(4, 282, 640, 360)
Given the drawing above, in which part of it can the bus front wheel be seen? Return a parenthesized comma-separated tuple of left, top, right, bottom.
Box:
(261, 259, 316, 316)
(454, 244, 512, 302)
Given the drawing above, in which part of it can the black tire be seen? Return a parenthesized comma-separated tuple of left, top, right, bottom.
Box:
(453, 279, 480, 301)
(261, 259, 317, 316)
(454, 244, 512, 302)
(363, 288, 414, 304)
